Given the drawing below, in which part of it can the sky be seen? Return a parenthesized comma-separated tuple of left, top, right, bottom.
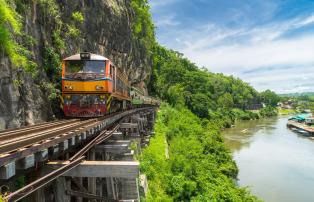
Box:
(149, 0, 314, 93)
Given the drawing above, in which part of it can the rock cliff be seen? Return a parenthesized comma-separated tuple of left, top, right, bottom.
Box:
(0, 0, 152, 129)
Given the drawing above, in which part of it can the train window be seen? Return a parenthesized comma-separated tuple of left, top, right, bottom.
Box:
(110, 65, 114, 77)
(64, 60, 106, 80)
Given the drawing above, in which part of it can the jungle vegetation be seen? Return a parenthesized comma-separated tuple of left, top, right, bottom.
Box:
(140, 104, 261, 201)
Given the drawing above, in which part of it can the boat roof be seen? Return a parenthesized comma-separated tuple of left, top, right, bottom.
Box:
(63, 53, 109, 61)
(289, 113, 312, 121)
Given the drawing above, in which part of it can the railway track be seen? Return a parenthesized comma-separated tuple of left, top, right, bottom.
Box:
(0, 119, 80, 141)
(0, 119, 100, 154)
(0, 108, 153, 168)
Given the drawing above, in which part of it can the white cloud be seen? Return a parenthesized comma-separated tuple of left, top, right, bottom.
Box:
(149, 0, 179, 9)
(154, 15, 180, 28)
(164, 14, 314, 93)
(183, 35, 314, 73)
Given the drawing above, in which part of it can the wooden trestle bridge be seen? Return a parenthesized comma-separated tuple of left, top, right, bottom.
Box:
(0, 107, 156, 202)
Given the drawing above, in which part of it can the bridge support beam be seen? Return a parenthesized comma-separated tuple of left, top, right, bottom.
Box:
(0, 161, 15, 179)
(88, 149, 97, 195)
(55, 177, 70, 202)
(47, 161, 139, 179)
(17, 154, 34, 170)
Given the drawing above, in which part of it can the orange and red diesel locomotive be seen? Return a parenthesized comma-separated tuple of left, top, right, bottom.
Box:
(61, 52, 159, 117)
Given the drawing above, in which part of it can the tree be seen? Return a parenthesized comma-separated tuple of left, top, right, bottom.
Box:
(218, 93, 234, 109)
(166, 84, 185, 107)
(188, 93, 212, 118)
(260, 90, 280, 107)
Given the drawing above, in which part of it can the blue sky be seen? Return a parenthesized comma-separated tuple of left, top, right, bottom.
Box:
(149, 0, 314, 93)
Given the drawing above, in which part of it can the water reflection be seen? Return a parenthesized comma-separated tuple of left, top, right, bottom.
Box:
(222, 116, 314, 202)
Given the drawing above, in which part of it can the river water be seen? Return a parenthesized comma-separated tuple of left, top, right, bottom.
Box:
(222, 116, 314, 202)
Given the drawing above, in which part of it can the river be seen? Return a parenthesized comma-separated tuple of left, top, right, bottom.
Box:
(222, 116, 314, 202)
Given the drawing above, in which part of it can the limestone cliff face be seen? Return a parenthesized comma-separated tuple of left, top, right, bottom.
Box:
(0, 0, 152, 129)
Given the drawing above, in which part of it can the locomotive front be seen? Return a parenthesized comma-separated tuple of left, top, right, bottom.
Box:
(61, 53, 112, 117)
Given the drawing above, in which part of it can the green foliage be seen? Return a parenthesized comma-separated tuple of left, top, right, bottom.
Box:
(280, 92, 314, 98)
(40, 81, 60, 101)
(42, 47, 61, 82)
(38, 0, 61, 22)
(66, 24, 80, 38)
(131, 0, 156, 55)
(14, 0, 31, 14)
(260, 90, 280, 107)
(52, 30, 65, 50)
(165, 84, 185, 107)
(0, 0, 28, 67)
(12, 78, 23, 87)
(189, 93, 212, 118)
(259, 106, 278, 117)
(278, 108, 296, 115)
(38, 0, 65, 52)
(72, 11, 84, 23)
(68, 11, 84, 38)
(141, 104, 261, 201)
(231, 109, 260, 120)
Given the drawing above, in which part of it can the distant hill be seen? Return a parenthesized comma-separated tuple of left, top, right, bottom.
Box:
(279, 92, 314, 97)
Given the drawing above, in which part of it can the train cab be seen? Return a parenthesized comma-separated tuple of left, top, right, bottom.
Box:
(61, 52, 130, 117)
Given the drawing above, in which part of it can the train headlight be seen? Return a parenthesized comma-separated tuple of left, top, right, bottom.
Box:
(65, 85, 73, 90)
(95, 85, 104, 90)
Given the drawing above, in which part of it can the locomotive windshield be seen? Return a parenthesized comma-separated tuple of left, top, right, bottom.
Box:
(64, 60, 106, 80)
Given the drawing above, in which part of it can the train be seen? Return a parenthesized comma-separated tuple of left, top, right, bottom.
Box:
(61, 52, 160, 117)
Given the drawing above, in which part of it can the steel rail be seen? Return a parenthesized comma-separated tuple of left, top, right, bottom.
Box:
(4, 156, 85, 202)
(69, 124, 120, 162)
(0, 119, 79, 134)
(0, 121, 85, 144)
(0, 119, 98, 154)
(96, 126, 119, 144)
(0, 119, 79, 139)
(0, 119, 93, 144)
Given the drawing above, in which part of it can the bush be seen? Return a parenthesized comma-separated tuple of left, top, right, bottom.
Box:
(72, 11, 84, 23)
(231, 108, 259, 120)
(0, 0, 28, 67)
(260, 106, 278, 117)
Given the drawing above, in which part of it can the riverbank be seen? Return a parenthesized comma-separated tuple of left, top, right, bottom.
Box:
(140, 104, 260, 201)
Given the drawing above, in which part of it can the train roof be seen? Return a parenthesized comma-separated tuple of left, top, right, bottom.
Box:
(131, 86, 144, 94)
(63, 53, 109, 61)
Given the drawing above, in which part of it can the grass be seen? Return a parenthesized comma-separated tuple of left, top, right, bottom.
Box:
(278, 108, 296, 115)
